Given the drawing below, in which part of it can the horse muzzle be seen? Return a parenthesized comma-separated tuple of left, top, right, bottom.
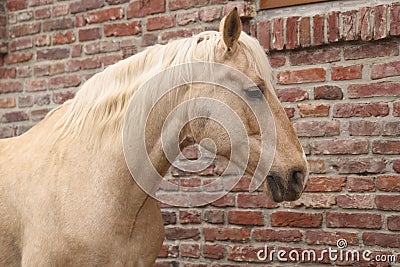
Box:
(266, 170, 306, 202)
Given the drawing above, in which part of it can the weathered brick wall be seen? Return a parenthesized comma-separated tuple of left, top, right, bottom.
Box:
(1, 0, 400, 266)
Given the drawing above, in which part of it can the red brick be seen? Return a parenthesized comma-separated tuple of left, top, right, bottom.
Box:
(35, 7, 51, 19)
(199, 7, 221, 22)
(176, 11, 198, 26)
(4, 52, 33, 65)
(257, 20, 270, 51)
(293, 120, 340, 137)
(286, 16, 299, 49)
(9, 37, 33, 51)
(237, 193, 278, 209)
(78, 28, 100, 42)
(146, 15, 175, 31)
(347, 176, 375, 192)
(101, 54, 122, 67)
(202, 209, 224, 224)
(253, 229, 302, 242)
(160, 28, 201, 43)
(227, 245, 265, 263)
(278, 68, 325, 84)
(313, 139, 368, 155)
(169, 0, 207, 11)
(164, 227, 200, 240)
(26, 79, 47, 92)
(17, 67, 32, 78)
(0, 68, 16, 79)
(18, 95, 34, 108)
(390, 3, 400, 36)
(387, 215, 400, 231)
(376, 195, 400, 211)
(373, 140, 400, 154)
(203, 227, 251, 242)
(227, 210, 264, 226)
(99, 40, 120, 52)
(327, 11, 339, 43)
(284, 193, 336, 209)
(306, 230, 359, 246)
(377, 175, 400, 192)
(268, 52, 285, 68)
(363, 232, 400, 248)
(270, 211, 322, 228)
(0, 98, 16, 108)
(298, 103, 329, 117)
(333, 102, 389, 118)
(374, 5, 388, 40)
(299, 17, 310, 47)
(203, 244, 224, 259)
(289, 47, 340, 66)
(0, 127, 14, 139)
(179, 210, 201, 224)
(331, 64, 362, 81)
(86, 7, 124, 24)
(271, 18, 284, 50)
(52, 4, 70, 17)
(336, 194, 375, 209)
(394, 160, 400, 173)
(284, 107, 295, 119)
(305, 176, 346, 192)
(313, 14, 324, 46)
(344, 42, 398, 60)
(307, 159, 326, 174)
(358, 7, 372, 41)
(371, 60, 400, 80)
(42, 18, 73, 32)
(383, 121, 400, 136)
(127, 0, 165, 18)
(1, 111, 29, 123)
(210, 194, 235, 207)
(314, 85, 343, 100)
(104, 21, 142, 37)
(37, 48, 69, 60)
(332, 158, 386, 174)
(49, 75, 81, 89)
(349, 82, 400, 98)
(326, 212, 382, 229)
(276, 88, 308, 102)
(31, 108, 51, 121)
(342, 10, 357, 41)
(70, 0, 104, 14)
(34, 34, 50, 47)
(179, 243, 200, 258)
(349, 120, 380, 136)
(28, 0, 54, 7)
(53, 31, 75, 45)
(75, 14, 86, 27)
(52, 91, 75, 104)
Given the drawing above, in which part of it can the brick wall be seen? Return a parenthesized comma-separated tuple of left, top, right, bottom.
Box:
(1, 0, 400, 266)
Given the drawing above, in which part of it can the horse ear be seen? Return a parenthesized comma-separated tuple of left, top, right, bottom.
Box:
(220, 7, 242, 51)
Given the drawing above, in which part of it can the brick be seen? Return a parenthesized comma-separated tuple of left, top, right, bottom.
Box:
(75, 14, 86, 27)
(199, 7, 221, 22)
(4, 52, 33, 65)
(268, 52, 285, 68)
(164, 227, 200, 240)
(35, 7, 51, 19)
(276, 88, 308, 102)
(331, 64, 362, 81)
(347, 176, 375, 192)
(210, 194, 235, 207)
(376, 195, 400, 211)
(257, 20, 270, 51)
(179, 210, 201, 224)
(237, 193, 278, 209)
(363, 233, 400, 248)
(253, 229, 302, 242)
(344, 42, 398, 60)
(387, 215, 400, 231)
(9, 37, 33, 51)
(270, 211, 322, 228)
(0, 68, 16, 79)
(313, 14, 324, 46)
(161, 211, 176, 225)
(332, 158, 386, 174)
(289, 47, 340, 66)
(31, 108, 51, 121)
(179, 243, 200, 258)
(104, 21, 141, 37)
(101, 54, 122, 67)
(227, 245, 265, 263)
(34, 94, 50, 106)
(314, 85, 343, 100)
(298, 103, 329, 117)
(146, 15, 175, 31)
(293, 120, 340, 137)
(394, 160, 400, 173)
(18, 95, 34, 108)
(160, 28, 201, 43)
(326, 212, 382, 229)
(349, 82, 400, 99)
(6, 0, 27, 11)
(42, 18, 73, 32)
(327, 11, 339, 43)
(52, 91, 75, 104)
(227, 210, 264, 226)
(0, 81, 23, 94)
(333, 102, 389, 118)
(272, 18, 284, 50)
(78, 28, 100, 42)
(383, 121, 400, 136)
(203, 227, 251, 242)
(336, 194, 374, 209)
(342, 10, 357, 41)
(0, 98, 16, 108)
(358, 7, 372, 41)
(37, 48, 69, 60)
(284, 193, 336, 209)
(307, 159, 326, 174)
(169, 0, 207, 11)
(374, 5, 388, 40)
(202, 209, 224, 224)
(286, 16, 299, 49)
(299, 17, 311, 47)
(34, 34, 50, 47)
(70, 0, 104, 14)
(0, 127, 14, 138)
(377, 175, 400, 191)
(349, 120, 380, 136)
(141, 33, 158, 47)
(371, 60, 400, 80)
(203, 244, 224, 259)
(306, 230, 358, 246)
(313, 139, 368, 155)
(284, 107, 295, 118)
(305, 176, 346, 192)
(373, 140, 400, 154)
(86, 7, 124, 24)
(17, 67, 32, 78)
(52, 4, 70, 17)
(1, 111, 28, 123)
(27, 0, 53, 7)
(390, 3, 400, 35)
(277, 68, 325, 84)
(49, 75, 81, 89)
(53, 31, 76, 45)
(127, 0, 165, 18)
(26, 79, 47, 92)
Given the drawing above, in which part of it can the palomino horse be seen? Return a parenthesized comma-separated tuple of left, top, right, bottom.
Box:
(0, 9, 307, 266)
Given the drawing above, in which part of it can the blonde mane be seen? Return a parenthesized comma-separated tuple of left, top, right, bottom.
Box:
(53, 31, 273, 144)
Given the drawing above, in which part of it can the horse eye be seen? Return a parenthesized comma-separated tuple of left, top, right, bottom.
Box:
(244, 86, 264, 99)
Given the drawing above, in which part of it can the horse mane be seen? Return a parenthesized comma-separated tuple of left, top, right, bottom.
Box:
(51, 30, 273, 145)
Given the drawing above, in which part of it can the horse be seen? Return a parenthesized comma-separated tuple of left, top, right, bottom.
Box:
(0, 9, 308, 266)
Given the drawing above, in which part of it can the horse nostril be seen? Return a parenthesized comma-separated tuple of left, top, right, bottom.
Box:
(290, 170, 304, 192)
